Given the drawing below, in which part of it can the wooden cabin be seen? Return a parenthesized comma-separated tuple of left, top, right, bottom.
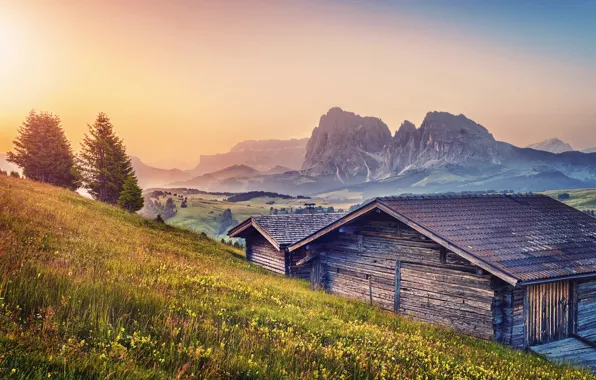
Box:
(228, 213, 344, 278)
(283, 195, 596, 365)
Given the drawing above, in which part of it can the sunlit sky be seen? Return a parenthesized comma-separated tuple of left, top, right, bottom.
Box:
(1, 0, 595, 167)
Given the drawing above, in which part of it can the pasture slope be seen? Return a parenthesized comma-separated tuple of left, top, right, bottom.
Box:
(0, 175, 593, 379)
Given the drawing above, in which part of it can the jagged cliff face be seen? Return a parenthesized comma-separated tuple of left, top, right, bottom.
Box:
(302, 107, 392, 182)
(303, 109, 507, 181)
(384, 112, 503, 174)
(299, 108, 596, 196)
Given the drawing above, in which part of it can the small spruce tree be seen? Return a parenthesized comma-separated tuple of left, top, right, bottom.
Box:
(79, 113, 135, 204)
(117, 175, 144, 212)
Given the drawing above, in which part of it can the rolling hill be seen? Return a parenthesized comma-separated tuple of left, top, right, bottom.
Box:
(0, 175, 591, 378)
(130, 156, 191, 189)
(170, 164, 261, 191)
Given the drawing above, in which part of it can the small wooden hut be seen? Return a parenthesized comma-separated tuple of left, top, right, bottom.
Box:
(228, 213, 344, 278)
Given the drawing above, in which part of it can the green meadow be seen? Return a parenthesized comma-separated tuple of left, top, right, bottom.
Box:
(0, 175, 593, 379)
(543, 188, 596, 212)
(157, 194, 353, 241)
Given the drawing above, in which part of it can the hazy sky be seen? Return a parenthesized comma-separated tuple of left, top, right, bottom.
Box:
(1, 0, 595, 167)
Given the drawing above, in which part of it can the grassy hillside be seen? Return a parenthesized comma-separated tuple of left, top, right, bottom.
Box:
(543, 188, 596, 211)
(0, 176, 593, 379)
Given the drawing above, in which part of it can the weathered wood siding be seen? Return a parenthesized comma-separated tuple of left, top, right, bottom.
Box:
(288, 247, 311, 279)
(577, 278, 596, 343)
(310, 211, 496, 340)
(492, 282, 525, 348)
(245, 234, 286, 275)
(399, 261, 493, 339)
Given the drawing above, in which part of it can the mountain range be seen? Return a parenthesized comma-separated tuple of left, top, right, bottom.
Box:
(156, 107, 596, 198)
(298, 109, 596, 198)
(186, 138, 308, 177)
(4, 108, 596, 198)
(129, 138, 307, 189)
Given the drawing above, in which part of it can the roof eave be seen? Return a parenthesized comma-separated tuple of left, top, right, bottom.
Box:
(287, 201, 379, 252)
(227, 218, 253, 237)
(519, 272, 596, 286)
(227, 217, 282, 251)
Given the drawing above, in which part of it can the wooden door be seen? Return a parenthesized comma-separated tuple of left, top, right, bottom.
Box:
(526, 281, 572, 346)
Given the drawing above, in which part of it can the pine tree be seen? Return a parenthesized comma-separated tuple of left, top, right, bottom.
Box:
(7, 110, 80, 189)
(117, 175, 144, 212)
(79, 113, 136, 204)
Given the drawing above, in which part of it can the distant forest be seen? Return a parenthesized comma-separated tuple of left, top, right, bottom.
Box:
(225, 191, 309, 203)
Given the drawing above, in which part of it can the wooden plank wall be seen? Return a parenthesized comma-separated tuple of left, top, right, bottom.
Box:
(525, 281, 570, 346)
(288, 247, 311, 279)
(399, 261, 494, 339)
(492, 280, 510, 344)
(577, 278, 596, 343)
(492, 281, 525, 347)
(245, 234, 286, 275)
(310, 212, 496, 340)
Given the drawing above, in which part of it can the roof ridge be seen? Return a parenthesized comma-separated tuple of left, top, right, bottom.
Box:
(377, 193, 543, 201)
(253, 212, 346, 218)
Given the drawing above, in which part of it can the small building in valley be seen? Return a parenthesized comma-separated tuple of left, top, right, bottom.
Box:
(230, 194, 596, 367)
(227, 213, 344, 278)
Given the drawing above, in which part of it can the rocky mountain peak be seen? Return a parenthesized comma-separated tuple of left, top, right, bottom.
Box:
(527, 138, 574, 154)
(302, 107, 391, 182)
(419, 112, 495, 141)
(396, 120, 416, 135)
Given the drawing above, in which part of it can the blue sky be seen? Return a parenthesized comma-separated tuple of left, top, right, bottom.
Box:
(367, 0, 596, 63)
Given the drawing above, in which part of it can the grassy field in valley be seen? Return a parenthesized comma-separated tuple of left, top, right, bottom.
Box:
(543, 188, 596, 212)
(156, 193, 355, 241)
(0, 175, 594, 379)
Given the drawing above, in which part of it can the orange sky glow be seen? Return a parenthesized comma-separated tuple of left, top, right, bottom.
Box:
(1, 0, 595, 167)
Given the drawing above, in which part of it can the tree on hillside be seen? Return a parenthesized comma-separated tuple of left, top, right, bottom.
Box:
(7, 110, 80, 189)
(117, 175, 144, 212)
(79, 113, 136, 204)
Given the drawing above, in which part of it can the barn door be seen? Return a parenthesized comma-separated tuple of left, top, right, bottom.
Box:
(526, 281, 572, 346)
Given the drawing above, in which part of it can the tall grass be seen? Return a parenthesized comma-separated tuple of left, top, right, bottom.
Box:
(0, 176, 593, 379)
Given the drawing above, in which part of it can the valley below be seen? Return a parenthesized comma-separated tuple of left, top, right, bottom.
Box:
(121, 107, 596, 200)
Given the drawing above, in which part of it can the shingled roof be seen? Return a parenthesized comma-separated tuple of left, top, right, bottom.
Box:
(228, 213, 345, 249)
(288, 194, 596, 285)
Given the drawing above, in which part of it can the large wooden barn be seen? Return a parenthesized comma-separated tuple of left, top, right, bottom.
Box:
(227, 213, 344, 278)
(231, 194, 596, 368)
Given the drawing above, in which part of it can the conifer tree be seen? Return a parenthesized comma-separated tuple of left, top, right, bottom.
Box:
(117, 175, 144, 212)
(79, 113, 136, 204)
(7, 110, 80, 189)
